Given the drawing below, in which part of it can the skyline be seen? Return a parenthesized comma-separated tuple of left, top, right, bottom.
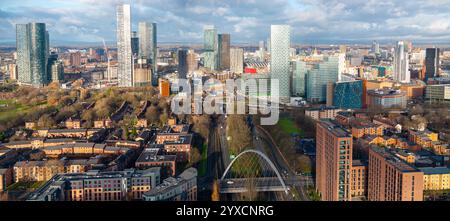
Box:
(1, 0, 450, 45)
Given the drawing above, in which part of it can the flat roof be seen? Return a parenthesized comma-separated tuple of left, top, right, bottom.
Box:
(319, 119, 351, 138)
(419, 167, 450, 175)
(370, 146, 420, 173)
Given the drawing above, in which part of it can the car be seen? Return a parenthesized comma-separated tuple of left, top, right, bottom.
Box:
(227, 181, 234, 185)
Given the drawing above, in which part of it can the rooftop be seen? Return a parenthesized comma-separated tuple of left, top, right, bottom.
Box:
(319, 119, 351, 138)
(370, 146, 420, 173)
(419, 167, 450, 175)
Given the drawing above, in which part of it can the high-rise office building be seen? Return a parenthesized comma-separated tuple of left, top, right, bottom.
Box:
(230, 48, 244, 74)
(51, 61, 64, 83)
(16, 23, 49, 87)
(393, 41, 410, 83)
(218, 34, 230, 70)
(138, 22, 157, 85)
(203, 26, 218, 71)
(425, 48, 440, 80)
(270, 25, 291, 103)
(259, 40, 265, 61)
(372, 40, 380, 54)
(187, 50, 198, 73)
(178, 49, 188, 79)
(291, 60, 306, 97)
(306, 55, 340, 102)
(368, 146, 424, 201)
(131, 31, 139, 57)
(117, 4, 133, 87)
(316, 120, 353, 201)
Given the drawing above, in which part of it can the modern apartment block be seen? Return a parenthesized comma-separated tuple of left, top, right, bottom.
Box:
(368, 146, 424, 201)
(27, 168, 161, 201)
(270, 25, 291, 103)
(316, 119, 353, 201)
(143, 167, 197, 201)
(116, 4, 133, 87)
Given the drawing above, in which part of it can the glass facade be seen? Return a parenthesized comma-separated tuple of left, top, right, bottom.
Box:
(203, 26, 218, 71)
(333, 80, 363, 109)
(16, 23, 49, 87)
(306, 55, 339, 102)
(270, 25, 291, 103)
(218, 34, 230, 70)
(117, 4, 133, 87)
(291, 60, 307, 97)
(138, 22, 157, 85)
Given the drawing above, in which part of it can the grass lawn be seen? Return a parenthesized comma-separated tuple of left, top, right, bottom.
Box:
(6, 181, 47, 191)
(199, 143, 208, 177)
(0, 99, 47, 122)
(278, 117, 302, 135)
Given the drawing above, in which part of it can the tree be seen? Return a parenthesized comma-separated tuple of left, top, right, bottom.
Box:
(294, 155, 312, 174)
(227, 115, 252, 155)
(192, 115, 211, 140)
(145, 106, 160, 125)
(211, 180, 220, 201)
(188, 147, 202, 167)
(38, 114, 56, 128)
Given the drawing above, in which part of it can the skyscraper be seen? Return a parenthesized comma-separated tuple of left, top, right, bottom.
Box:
(16, 23, 49, 87)
(178, 49, 188, 79)
(291, 60, 306, 97)
(306, 55, 340, 102)
(218, 34, 230, 70)
(230, 48, 244, 74)
(131, 31, 139, 57)
(425, 48, 440, 80)
(187, 50, 198, 73)
(117, 4, 133, 87)
(259, 40, 265, 61)
(372, 40, 380, 54)
(203, 26, 218, 71)
(270, 25, 291, 103)
(316, 120, 353, 201)
(393, 41, 410, 83)
(138, 22, 157, 85)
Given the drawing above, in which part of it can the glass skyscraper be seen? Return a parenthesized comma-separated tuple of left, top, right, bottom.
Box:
(117, 4, 133, 87)
(306, 55, 340, 102)
(393, 41, 410, 83)
(291, 60, 307, 97)
(218, 34, 230, 71)
(138, 22, 157, 85)
(333, 80, 364, 109)
(270, 25, 291, 103)
(203, 26, 218, 71)
(16, 22, 49, 87)
(178, 49, 188, 79)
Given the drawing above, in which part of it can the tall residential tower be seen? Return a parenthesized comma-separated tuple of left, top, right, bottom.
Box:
(270, 25, 291, 103)
(117, 4, 133, 87)
(16, 23, 49, 87)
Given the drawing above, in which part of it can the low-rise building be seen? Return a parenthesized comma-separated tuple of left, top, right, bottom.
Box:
(305, 106, 343, 120)
(27, 168, 161, 201)
(0, 168, 13, 192)
(135, 148, 176, 177)
(143, 167, 197, 201)
(155, 134, 193, 162)
(419, 167, 450, 190)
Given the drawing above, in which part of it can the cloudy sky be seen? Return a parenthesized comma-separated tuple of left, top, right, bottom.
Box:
(1, 0, 450, 45)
